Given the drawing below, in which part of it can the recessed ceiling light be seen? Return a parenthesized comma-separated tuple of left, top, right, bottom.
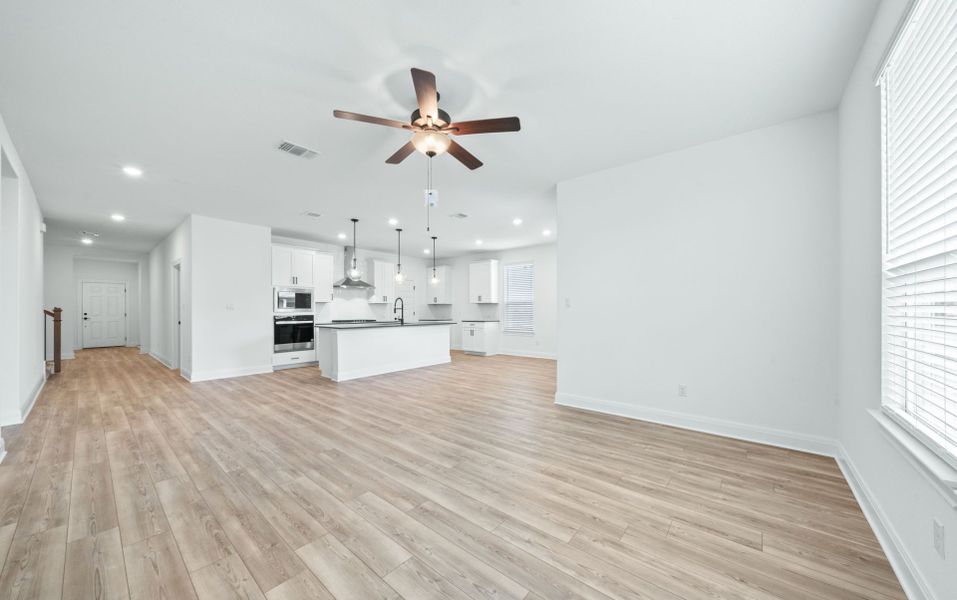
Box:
(121, 165, 143, 178)
(81, 237, 93, 245)
(388, 218, 398, 226)
(337, 232, 347, 240)
(475, 239, 484, 246)
(512, 218, 523, 226)
(423, 248, 431, 254)
(110, 213, 125, 222)
(542, 229, 552, 236)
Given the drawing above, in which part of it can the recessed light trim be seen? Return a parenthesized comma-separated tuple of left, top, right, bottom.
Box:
(512, 218, 523, 226)
(337, 232, 347, 240)
(475, 239, 484, 246)
(542, 229, 552, 236)
(81, 237, 93, 245)
(423, 249, 431, 254)
(388, 218, 398, 226)
(122, 165, 143, 178)
(111, 213, 126, 222)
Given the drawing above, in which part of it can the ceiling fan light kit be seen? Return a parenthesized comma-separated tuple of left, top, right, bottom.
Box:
(333, 67, 521, 170)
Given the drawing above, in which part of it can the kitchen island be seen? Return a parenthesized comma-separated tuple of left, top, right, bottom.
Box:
(314, 321, 455, 382)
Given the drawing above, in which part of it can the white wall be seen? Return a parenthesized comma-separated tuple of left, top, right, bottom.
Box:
(837, 1, 956, 597)
(432, 243, 558, 358)
(0, 112, 45, 431)
(44, 244, 149, 358)
(190, 215, 272, 381)
(149, 216, 191, 373)
(555, 112, 840, 453)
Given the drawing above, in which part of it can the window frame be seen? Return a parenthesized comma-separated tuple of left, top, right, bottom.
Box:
(878, 0, 957, 474)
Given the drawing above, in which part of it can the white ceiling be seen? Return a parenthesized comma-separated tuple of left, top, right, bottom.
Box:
(0, 0, 878, 256)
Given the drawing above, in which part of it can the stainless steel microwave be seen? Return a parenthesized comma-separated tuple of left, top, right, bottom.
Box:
(274, 287, 313, 312)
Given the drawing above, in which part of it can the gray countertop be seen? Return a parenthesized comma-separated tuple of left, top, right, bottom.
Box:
(314, 320, 456, 330)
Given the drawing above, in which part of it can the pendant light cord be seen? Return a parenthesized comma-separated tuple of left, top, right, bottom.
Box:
(396, 228, 402, 275)
(426, 156, 433, 232)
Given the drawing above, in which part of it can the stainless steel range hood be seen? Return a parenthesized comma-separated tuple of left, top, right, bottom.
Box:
(334, 218, 374, 289)
(333, 246, 373, 289)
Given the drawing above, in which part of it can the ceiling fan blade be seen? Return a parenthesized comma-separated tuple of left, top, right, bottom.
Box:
(385, 141, 417, 164)
(410, 68, 439, 122)
(448, 117, 521, 136)
(447, 139, 483, 170)
(333, 110, 410, 129)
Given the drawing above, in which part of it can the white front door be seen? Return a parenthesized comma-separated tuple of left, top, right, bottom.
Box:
(81, 281, 126, 348)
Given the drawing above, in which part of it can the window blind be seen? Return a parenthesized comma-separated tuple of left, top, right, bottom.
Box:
(880, 0, 957, 469)
(504, 263, 534, 334)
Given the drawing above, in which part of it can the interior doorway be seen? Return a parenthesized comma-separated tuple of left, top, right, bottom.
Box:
(172, 262, 182, 370)
(81, 281, 126, 348)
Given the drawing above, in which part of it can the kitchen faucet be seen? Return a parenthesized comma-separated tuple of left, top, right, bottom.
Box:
(393, 297, 404, 325)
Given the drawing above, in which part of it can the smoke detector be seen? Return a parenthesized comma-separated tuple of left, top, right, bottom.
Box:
(277, 140, 319, 159)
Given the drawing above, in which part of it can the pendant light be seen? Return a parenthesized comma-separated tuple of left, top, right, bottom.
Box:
(430, 236, 439, 284)
(394, 228, 404, 283)
(348, 218, 361, 279)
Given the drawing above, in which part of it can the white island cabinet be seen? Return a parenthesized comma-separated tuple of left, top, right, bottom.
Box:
(315, 321, 454, 382)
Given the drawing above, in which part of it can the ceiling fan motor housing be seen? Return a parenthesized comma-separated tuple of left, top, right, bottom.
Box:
(411, 108, 451, 128)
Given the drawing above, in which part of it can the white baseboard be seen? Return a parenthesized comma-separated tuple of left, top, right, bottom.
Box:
(837, 444, 933, 600)
(188, 364, 273, 383)
(20, 374, 44, 423)
(554, 392, 839, 457)
(149, 351, 172, 369)
(1, 374, 46, 426)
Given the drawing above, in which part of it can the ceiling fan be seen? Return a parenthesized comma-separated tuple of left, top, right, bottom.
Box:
(333, 68, 521, 170)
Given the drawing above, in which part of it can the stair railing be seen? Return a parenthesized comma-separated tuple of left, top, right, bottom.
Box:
(43, 307, 62, 374)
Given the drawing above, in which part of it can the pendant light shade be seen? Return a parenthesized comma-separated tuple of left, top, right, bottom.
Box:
(430, 236, 439, 284)
(394, 228, 404, 283)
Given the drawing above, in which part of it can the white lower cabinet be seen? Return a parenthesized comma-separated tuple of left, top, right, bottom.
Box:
(461, 321, 500, 356)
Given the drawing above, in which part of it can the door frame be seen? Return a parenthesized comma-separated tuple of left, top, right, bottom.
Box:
(171, 261, 182, 370)
(78, 279, 129, 349)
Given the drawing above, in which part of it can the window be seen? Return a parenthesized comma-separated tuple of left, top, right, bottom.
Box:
(504, 263, 534, 334)
(879, 0, 957, 470)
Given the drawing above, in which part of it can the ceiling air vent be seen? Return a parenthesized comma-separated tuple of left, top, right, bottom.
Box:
(277, 140, 319, 159)
(449, 212, 468, 219)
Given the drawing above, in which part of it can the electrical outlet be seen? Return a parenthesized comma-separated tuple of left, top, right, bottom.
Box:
(933, 519, 945, 559)
(678, 384, 688, 397)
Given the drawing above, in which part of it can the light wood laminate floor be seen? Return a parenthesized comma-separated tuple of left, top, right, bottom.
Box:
(0, 347, 904, 599)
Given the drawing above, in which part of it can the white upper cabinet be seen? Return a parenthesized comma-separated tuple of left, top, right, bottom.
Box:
(427, 265, 452, 304)
(291, 249, 315, 287)
(272, 246, 293, 286)
(469, 259, 499, 303)
(272, 245, 315, 287)
(367, 259, 395, 303)
(314, 253, 335, 302)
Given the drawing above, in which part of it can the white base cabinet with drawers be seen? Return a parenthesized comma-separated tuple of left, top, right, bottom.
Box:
(461, 321, 500, 356)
